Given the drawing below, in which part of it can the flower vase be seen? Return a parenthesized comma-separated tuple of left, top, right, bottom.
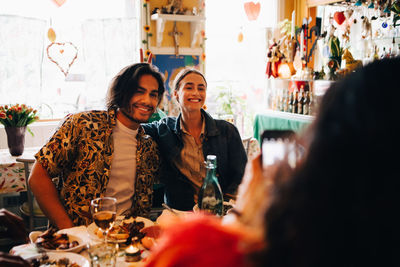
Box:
(5, 126, 26, 156)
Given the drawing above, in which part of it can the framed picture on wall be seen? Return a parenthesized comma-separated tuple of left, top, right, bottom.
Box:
(152, 54, 200, 116)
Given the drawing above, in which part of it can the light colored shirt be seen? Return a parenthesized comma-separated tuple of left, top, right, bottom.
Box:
(173, 117, 206, 202)
(105, 119, 138, 215)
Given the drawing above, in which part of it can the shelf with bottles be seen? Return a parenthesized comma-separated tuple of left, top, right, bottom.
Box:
(315, 1, 400, 63)
(348, 36, 400, 60)
(265, 78, 333, 117)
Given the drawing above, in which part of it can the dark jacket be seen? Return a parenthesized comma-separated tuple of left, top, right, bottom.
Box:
(142, 109, 247, 210)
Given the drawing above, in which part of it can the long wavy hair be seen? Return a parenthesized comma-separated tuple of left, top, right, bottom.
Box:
(254, 58, 400, 267)
(106, 63, 165, 110)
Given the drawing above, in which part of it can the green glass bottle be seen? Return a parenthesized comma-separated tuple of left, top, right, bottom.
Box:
(198, 155, 224, 216)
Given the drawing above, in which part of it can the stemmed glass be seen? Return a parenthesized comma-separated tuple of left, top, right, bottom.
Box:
(90, 197, 117, 244)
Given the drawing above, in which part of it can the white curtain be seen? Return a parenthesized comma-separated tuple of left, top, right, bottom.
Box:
(0, 15, 46, 106)
(82, 18, 139, 109)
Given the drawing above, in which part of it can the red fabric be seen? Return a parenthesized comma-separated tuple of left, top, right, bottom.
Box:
(144, 213, 246, 267)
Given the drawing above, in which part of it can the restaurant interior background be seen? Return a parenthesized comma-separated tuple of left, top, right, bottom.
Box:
(1, 0, 399, 253)
(2, 0, 398, 148)
(0, 0, 278, 149)
(1, 0, 399, 177)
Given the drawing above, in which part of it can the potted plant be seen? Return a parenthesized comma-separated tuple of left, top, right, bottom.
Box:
(215, 85, 245, 125)
(0, 104, 39, 156)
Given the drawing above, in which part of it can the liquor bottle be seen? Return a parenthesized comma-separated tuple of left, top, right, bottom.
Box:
(303, 91, 309, 115)
(292, 90, 298, 114)
(308, 90, 313, 115)
(198, 155, 224, 216)
(297, 87, 304, 114)
(282, 88, 288, 112)
(288, 90, 294, 113)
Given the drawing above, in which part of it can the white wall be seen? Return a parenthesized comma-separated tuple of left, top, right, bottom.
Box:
(0, 121, 59, 149)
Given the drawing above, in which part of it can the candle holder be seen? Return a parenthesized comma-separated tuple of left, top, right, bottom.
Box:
(125, 244, 141, 262)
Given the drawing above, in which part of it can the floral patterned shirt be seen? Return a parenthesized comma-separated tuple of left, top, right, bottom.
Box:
(35, 109, 160, 226)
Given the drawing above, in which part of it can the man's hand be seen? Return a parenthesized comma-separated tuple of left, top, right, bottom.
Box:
(0, 252, 31, 267)
(140, 48, 153, 64)
(0, 209, 27, 242)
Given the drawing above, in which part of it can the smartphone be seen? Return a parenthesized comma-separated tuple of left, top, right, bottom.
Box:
(261, 130, 296, 167)
(261, 130, 295, 141)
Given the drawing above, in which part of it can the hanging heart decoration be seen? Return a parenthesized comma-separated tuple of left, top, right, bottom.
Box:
(52, 0, 66, 7)
(244, 2, 261, 21)
(46, 42, 78, 77)
(334, 11, 346, 25)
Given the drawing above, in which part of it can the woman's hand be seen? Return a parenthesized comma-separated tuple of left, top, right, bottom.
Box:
(233, 154, 285, 236)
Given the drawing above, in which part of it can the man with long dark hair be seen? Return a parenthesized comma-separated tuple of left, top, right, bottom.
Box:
(29, 63, 165, 228)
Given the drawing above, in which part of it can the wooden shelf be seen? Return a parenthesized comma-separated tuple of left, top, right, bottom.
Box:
(149, 46, 203, 55)
(307, 0, 343, 7)
(151, 13, 205, 48)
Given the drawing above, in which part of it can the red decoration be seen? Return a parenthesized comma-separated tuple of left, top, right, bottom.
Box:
(334, 11, 346, 25)
(47, 42, 78, 77)
(244, 2, 261, 21)
(52, 0, 66, 7)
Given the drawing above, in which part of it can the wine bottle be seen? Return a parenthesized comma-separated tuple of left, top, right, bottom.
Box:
(198, 155, 224, 216)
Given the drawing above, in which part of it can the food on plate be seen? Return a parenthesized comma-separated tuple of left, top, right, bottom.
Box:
(223, 203, 234, 215)
(34, 228, 79, 250)
(30, 254, 81, 267)
(94, 218, 146, 244)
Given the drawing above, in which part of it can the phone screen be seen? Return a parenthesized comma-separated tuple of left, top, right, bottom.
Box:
(261, 130, 296, 168)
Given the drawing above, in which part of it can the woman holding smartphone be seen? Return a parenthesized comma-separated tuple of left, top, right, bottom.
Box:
(142, 68, 247, 210)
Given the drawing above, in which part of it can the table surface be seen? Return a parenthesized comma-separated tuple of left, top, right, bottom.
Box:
(253, 110, 314, 143)
(10, 221, 161, 266)
(10, 205, 208, 266)
(0, 147, 39, 194)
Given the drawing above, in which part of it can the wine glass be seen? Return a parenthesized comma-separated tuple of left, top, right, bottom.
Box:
(90, 197, 117, 243)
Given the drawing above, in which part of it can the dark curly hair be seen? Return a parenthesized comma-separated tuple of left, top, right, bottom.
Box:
(106, 63, 165, 110)
(254, 58, 400, 267)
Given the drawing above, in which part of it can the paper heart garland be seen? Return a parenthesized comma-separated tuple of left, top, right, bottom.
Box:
(244, 2, 261, 21)
(53, 0, 66, 7)
(47, 42, 78, 77)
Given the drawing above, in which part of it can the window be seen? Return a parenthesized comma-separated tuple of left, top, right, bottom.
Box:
(0, 0, 140, 119)
(205, 0, 277, 137)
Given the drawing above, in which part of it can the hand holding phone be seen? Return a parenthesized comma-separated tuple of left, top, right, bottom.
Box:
(261, 130, 296, 168)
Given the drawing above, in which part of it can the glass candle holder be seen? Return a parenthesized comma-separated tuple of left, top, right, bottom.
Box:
(125, 244, 141, 262)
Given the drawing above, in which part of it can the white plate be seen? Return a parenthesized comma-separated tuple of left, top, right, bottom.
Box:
(87, 216, 154, 243)
(29, 231, 86, 253)
(25, 251, 89, 267)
